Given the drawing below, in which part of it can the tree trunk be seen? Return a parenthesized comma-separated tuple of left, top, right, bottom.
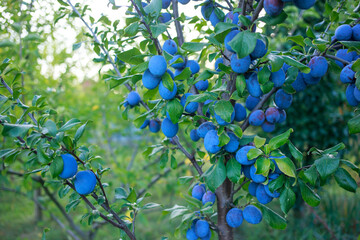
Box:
(216, 178, 233, 240)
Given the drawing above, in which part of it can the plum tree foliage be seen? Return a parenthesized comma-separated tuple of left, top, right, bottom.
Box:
(0, 0, 360, 240)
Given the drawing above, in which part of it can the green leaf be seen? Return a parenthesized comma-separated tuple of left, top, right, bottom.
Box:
(282, 56, 310, 73)
(2, 123, 34, 137)
(287, 35, 305, 47)
(219, 132, 230, 147)
(348, 114, 360, 134)
(144, 0, 162, 16)
(214, 22, 237, 34)
(214, 100, 234, 123)
(161, 72, 174, 92)
(254, 156, 270, 175)
(72, 42, 82, 51)
(274, 157, 296, 178)
(247, 148, 263, 160)
(58, 119, 81, 132)
(166, 99, 183, 124)
(74, 122, 88, 143)
(228, 31, 257, 58)
(267, 54, 284, 72)
(340, 41, 360, 50)
(288, 141, 302, 165)
(171, 155, 177, 169)
(299, 180, 320, 207)
(204, 159, 227, 192)
(314, 154, 340, 179)
(340, 160, 360, 175)
(254, 136, 266, 148)
(50, 156, 64, 178)
(334, 168, 357, 193)
(174, 67, 192, 81)
(181, 42, 208, 52)
(226, 158, 241, 183)
(178, 176, 193, 185)
(303, 165, 318, 186)
(124, 22, 139, 37)
(0, 58, 11, 74)
(195, 70, 214, 83)
(127, 188, 137, 203)
(258, 67, 271, 84)
(258, 204, 287, 230)
(279, 187, 296, 214)
(37, 144, 51, 165)
(116, 48, 143, 65)
(228, 124, 243, 138)
(44, 120, 57, 137)
(150, 24, 167, 38)
(259, 11, 288, 26)
(269, 129, 293, 151)
(236, 74, 246, 96)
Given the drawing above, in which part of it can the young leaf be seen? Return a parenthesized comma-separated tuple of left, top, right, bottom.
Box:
(269, 128, 293, 151)
(274, 157, 296, 178)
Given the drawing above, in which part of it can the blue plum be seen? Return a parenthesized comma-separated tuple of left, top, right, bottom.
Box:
(234, 103, 247, 122)
(162, 0, 171, 9)
(231, 54, 251, 74)
(195, 220, 210, 238)
(256, 184, 273, 204)
(195, 80, 209, 91)
(250, 39, 267, 59)
(308, 56, 328, 78)
(353, 24, 360, 41)
(236, 146, 256, 165)
(209, 11, 221, 27)
(215, 58, 224, 72)
(161, 117, 178, 138)
(201, 1, 214, 20)
(159, 81, 177, 100)
(264, 182, 280, 198)
(293, 0, 315, 9)
(149, 55, 167, 77)
(59, 154, 78, 179)
(242, 164, 252, 179)
(204, 130, 221, 154)
(202, 191, 216, 205)
(262, 121, 276, 133)
(270, 68, 286, 87)
(74, 170, 97, 195)
(163, 39, 177, 55)
(245, 95, 260, 111)
(346, 84, 360, 107)
(335, 24, 353, 41)
(226, 208, 243, 228)
(181, 93, 199, 113)
(142, 69, 161, 89)
(224, 11, 239, 24)
(265, 107, 280, 123)
(340, 64, 355, 83)
(248, 182, 259, 196)
(264, 0, 284, 16)
(302, 73, 320, 85)
(291, 72, 307, 92)
(275, 89, 293, 109)
(246, 73, 263, 97)
(127, 91, 141, 106)
(197, 122, 216, 138)
(243, 205, 263, 224)
(354, 86, 360, 102)
(190, 129, 200, 142)
(192, 184, 206, 201)
(249, 110, 265, 126)
(277, 109, 286, 123)
(178, 0, 190, 4)
(224, 132, 240, 153)
(169, 55, 185, 69)
(186, 227, 197, 240)
(159, 12, 171, 23)
(250, 165, 266, 183)
(224, 30, 240, 52)
(139, 119, 150, 129)
(149, 120, 161, 133)
(335, 49, 356, 68)
(186, 60, 200, 75)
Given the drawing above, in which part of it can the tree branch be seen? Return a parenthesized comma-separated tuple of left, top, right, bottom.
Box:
(173, 136, 203, 175)
(172, 0, 184, 46)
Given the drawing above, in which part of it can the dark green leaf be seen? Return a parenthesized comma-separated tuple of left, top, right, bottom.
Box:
(279, 187, 296, 214)
(50, 156, 64, 178)
(314, 154, 340, 179)
(181, 42, 208, 52)
(299, 180, 320, 207)
(58, 119, 81, 132)
(204, 159, 227, 192)
(258, 204, 287, 230)
(2, 123, 34, 137)
(214, 100, 234, 123)
(228, 31, 257, 58)
(334, 168, 357, 193)
(226, 158, 241, 183)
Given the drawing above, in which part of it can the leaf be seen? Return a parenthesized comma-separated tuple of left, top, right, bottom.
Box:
(274, 157, 296, 178)
(226, 158, 241, 183)
(0, 58, 11, 74)
(279, 187, 296, 214)
(150, 24, 167, 38)
(125, 22, 139, 37)
(228, 31, 257, 58)
(247, 148, 263, 160)
(37, 144, 51, 165)
(142, 202, 161, 209)
(282, 56, 310, 73)
(258, 67, 271, 84)
(72, 42, 82, 51)
(162, 72, 174, 92)
(287, 35, 305, 47)
(219, 132, 230, 147)
(214, 22, 237, 34)
(228, 124, 243, 138)
(288, 141, 302, 165)
(58, 119, 81, 132)
(348, 114, 360, 134)
(178, 176, 193, 185)
(236, 74, 246, 96)
(254, 136, 266, 148)
(74, 122, 88, 143)
(181, 42, 208, 52)
(303, 165, 318, 186)
(269, 128, 293, 151)
(299, 180, 320, 207)
(116, 48, 144, 65)
(258, 204, 287, 230)
(195, 70, 214, 83)
(267, 54, 285, 72)
(204, 159, 227, 192)
(166, 99, 183, 124)
(2, 123, 34, 137)
(254, 156, 270, 175)
(44, 120, 57, 137)
(174, 67, 192, 81)
(50, 156, 64, 178)
(127, 188, 137, 203)
(314, 154, 340, 179)
(115, 187, 128, 200)
(334, 168, 357, 193)
(214, 100, 234, 123)
(259, 11, 288, 26)
(144, 0, 162, 16)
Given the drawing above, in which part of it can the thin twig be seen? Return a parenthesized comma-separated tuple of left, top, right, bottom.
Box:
(172, 0, 184, 46)
(173, 136, 203, 175)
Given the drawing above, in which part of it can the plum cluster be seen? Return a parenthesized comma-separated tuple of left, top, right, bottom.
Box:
(226, 205, 262, 228)
(186, 219, 212, 240)
(264, 0, 317, 17)
(192, 183, 216, 205)
(334, 24, 360, 107)
(59, 154, 97, 195)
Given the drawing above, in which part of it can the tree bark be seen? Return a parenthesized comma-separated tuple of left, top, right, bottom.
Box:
(216, 178, 233, 240)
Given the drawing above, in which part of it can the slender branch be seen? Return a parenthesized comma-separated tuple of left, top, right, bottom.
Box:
(173, 136, 203, 175)
(223, 0, 233, 11)
(251, 0, 264, 23)
(215, 2, 231, 11)
(307, 205, 338, 240)
(172, 0, 184, 46)
(240, 87, 278, 131)
(0, 76, 38, 125)
(324, 54, 350, 65)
